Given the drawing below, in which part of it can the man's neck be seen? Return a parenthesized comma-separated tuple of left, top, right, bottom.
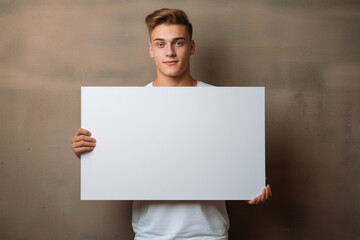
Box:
(153, 74, 197, 87)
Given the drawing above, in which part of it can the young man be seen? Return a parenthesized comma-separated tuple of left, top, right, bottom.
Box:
(72, 8, 272, 239)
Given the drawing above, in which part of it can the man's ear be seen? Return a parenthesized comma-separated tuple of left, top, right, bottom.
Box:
(149, 42, 154, 58)
(190, 40, 195, 56)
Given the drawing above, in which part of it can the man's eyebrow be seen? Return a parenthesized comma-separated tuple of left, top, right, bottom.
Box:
(152, 37, 186, 42)
(153, 38, 165, 42)
(173, 37, 186, 41)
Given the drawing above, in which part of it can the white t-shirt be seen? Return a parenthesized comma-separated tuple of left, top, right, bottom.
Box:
(132, 80, 229, 240)
(144, 80, 213, 88)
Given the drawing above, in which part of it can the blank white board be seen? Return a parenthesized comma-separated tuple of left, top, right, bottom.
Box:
(81, 87, 265, 200)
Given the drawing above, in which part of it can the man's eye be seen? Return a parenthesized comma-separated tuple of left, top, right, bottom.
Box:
(156, 43, 164, 47)
(175, 42, 184, 46)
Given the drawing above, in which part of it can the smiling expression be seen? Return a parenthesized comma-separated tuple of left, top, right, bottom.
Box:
(149, 24, 195, 79)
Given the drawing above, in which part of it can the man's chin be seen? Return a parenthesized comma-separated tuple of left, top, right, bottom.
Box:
(162, 71, 182, 78)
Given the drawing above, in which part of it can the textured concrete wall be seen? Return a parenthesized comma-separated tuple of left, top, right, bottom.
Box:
(1, 1, 359, 239)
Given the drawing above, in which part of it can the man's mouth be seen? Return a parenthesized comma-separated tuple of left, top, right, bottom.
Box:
(163, 61, 178, 66)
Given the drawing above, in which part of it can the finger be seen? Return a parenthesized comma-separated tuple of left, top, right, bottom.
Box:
(248, 198, 256, 205)
(72, 136, 96, 145)
(72, 140, 96, 148)
(261, 188, 266, 202)
(266, 185, 271, 199)
(75, 146, 94, 155)
(74, 128, 92, 137)
(249, 195, 258, 205)
(265, 186, 270, 199)
(259, 196, 264, 204)
(72, 135, 96, 144)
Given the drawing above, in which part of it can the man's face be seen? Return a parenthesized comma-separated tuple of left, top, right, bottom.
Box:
(149, 24, 195, 79)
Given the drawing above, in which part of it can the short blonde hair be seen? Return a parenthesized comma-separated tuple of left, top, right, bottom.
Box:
(145, 8, 193, 39)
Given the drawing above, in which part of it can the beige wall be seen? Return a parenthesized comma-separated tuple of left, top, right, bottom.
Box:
(1, 1, 359, 239)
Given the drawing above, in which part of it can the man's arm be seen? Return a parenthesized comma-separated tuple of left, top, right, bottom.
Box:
(71, 128, 96, 159)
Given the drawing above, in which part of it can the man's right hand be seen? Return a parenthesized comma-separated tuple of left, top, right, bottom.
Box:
(71, 128, 96, 159)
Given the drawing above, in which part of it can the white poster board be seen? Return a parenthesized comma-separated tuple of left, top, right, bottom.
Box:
(81, 87, 265, 200)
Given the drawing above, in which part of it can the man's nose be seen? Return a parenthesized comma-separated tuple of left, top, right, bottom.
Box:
(165, 44, 176, 57)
